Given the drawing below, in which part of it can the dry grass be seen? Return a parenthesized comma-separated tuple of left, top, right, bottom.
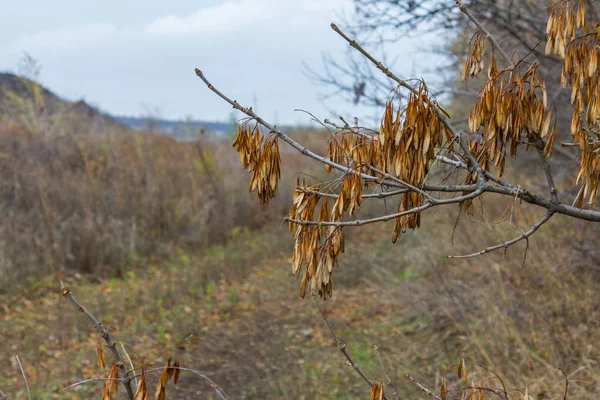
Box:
(0, 96, 597, 398)
(0, 184, 597, 399)
(0, 123, 299, 293)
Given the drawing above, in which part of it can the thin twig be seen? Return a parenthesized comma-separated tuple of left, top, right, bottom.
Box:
(405, 374, 441, 400)
(0, 389, 10, 400)
(60, 281, 135, 399)
(373, 345, 399, 400)
(127, 334, 193, 373)
(119, 342, 138, 387)
(15, 356, 31, 400)
(313, 297, 388, 399)
(286, 190, 483, 227)
(536, 137, 559, 203)
(59, 377, 122, 392)
(449, 211, 554, 259)
(455, 0, 514, 67)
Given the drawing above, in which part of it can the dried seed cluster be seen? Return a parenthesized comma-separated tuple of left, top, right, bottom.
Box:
(561, 33, 600, 204)
(462, 31, 487, 81)
(325, 131, 380, 174)
(378, 83, 450, 242)
(288, 181, 347, 299)
(102, 364, 120, 400)
(546, 0, 587, 58)
(155, 357, 181, 400)
(468, 61, 554, 176)
(232, 122, 281, 204)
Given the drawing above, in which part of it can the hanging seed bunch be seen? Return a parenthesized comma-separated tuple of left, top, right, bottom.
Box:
(468, 59, 554, 176)
(377, 83, 450, 242)
(546, 0, 587, 58)
(288, 180, 346, 299)
(232, 122, 281, 204)
(561, 33, 600, 204)
(462, 31, 487, 81)
(325, 129, 380, 174)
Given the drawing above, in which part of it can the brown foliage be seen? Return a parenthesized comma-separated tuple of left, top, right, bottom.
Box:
(0, 123, 292, 289)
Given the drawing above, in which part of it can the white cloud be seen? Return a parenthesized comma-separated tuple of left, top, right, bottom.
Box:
(144, 0, 279, 36)
(8, 0, 353, 52)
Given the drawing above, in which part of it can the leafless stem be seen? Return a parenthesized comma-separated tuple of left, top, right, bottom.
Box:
(373, 345, 399, 400)
(0, 389, 10, 400)
(15, 356, 30, 400)
(536, 138, 559, 203)
(455, 0, 513, 67)
(59, 377, 122, 392)
(313, 297, 388, 399)
(405, 374, 441, 400)
(60, 281, 135, 399)
(449, 211, 554, 259)
(298, 186, 409, 200)
(119, 342, 138, 387)
(286, 190, 482, 227)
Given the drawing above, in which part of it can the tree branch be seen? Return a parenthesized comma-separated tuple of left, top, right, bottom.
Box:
(312, 297, 387, 399)
(455, 0, 513, 67)
(405, 374, 441, 400)
(449, 211, 554, 259)
(60, 281, 135, 400)
(373, 345, 399, 400)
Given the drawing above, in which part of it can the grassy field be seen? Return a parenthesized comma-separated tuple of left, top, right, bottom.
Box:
(1, 197, 598, 399)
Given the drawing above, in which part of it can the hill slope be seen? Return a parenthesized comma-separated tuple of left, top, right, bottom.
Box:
(0, 73, 130, 136)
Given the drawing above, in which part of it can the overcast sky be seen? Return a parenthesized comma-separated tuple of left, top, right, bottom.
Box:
(0, 0, 443, 125)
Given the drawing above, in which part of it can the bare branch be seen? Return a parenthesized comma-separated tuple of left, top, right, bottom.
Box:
(373, 345, 399, 400)
(0, 389, 10, 400)
(119, 342, 138, 388)
(405, 374, 441, 400)
(449, 211, 554, 259)
(60, 281, 135, 399)
(312, 297, 387, 399)
(455, 0, 513, 67)
(59, 377, 122, 392)
(536, 137, 559, 203)
(286, 190, 483, 227)
(15, 356, 30, 400)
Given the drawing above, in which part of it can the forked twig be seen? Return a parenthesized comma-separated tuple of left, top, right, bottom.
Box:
(448, 211, 554, 259)
(60, 281, 135, 399)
